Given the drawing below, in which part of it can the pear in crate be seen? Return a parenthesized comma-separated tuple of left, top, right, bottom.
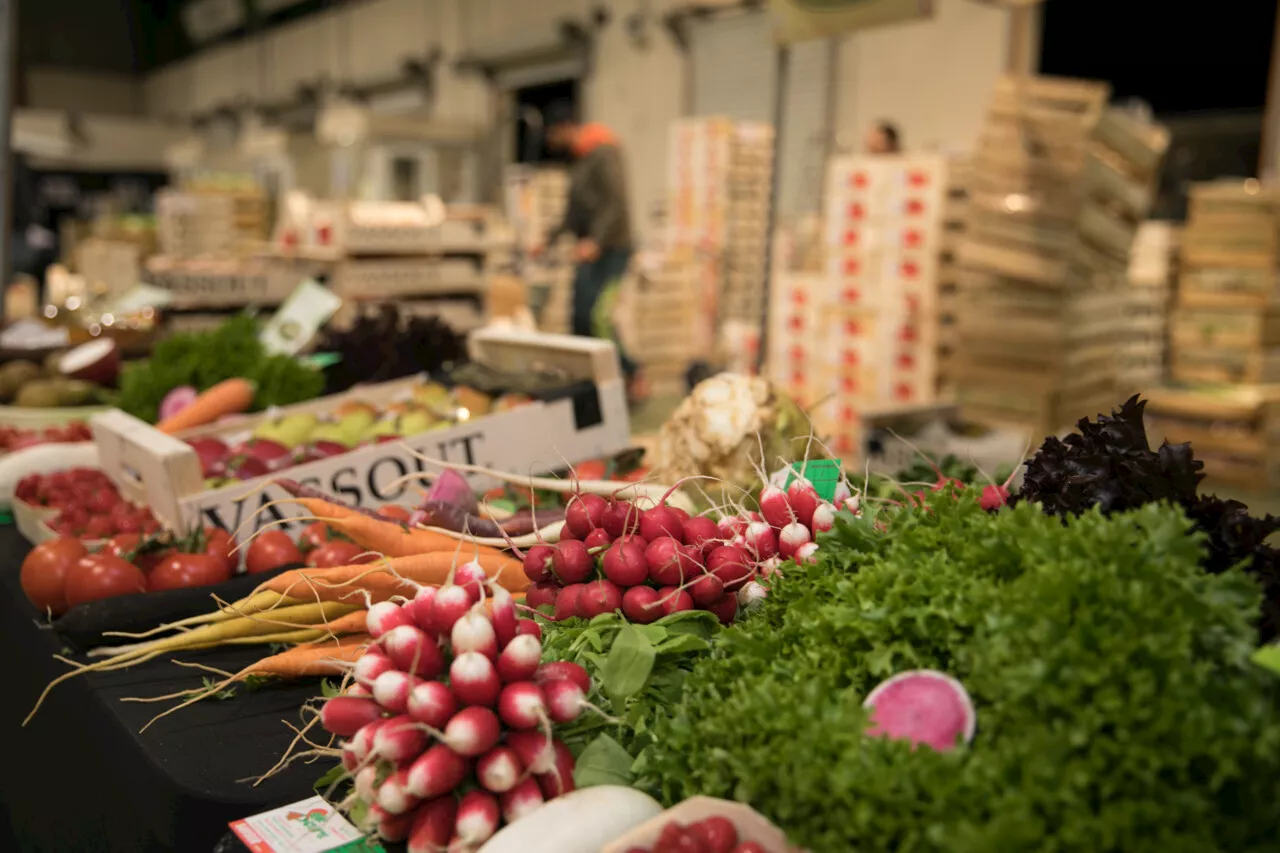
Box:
(334, 399, 377, 419)
(337, 410, 377, 445)
(254, 412, 319, 449)
(370, 417, 403, 442)
(308, 422, 356, 449)
(412, 381, 452, 412)
(454, 386, 493, 418)
(401, 409, 443, 437)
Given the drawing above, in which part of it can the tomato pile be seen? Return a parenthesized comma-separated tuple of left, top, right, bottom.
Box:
(0, 421, 92, 453)
(626, 817, 765, 853)
(17, 468, 161, 540)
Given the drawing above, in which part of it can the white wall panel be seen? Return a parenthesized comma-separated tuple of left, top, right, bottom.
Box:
(270, 14, 336, 99)
(833, 0, 1007, 157)
(776, 38, 833, 221)
(346, 0, 431, 84)
(690, 10, 776, 123)
(584, 7, 685, 236)
(191, 42, 258, 112)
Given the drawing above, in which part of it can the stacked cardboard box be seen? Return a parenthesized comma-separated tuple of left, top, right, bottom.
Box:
(1117, 221, 1178, 395)
(936, 157, 971, 396)
(953, 75, 1169, 435)
(766, 155, 949, 456)
(667, 118, 775, 333)
(504, 166, 574, 334)
(1169, 181, 1280, 384)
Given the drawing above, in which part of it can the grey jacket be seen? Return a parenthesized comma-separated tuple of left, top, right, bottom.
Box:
(550, 143, 634, 251)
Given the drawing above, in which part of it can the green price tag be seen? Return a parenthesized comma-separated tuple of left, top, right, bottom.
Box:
(330, 840, 385, 853)
(787, 459, 843, 503)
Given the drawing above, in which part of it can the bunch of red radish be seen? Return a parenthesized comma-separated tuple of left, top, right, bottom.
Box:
(522, 477, 837, 625)
(319, 563, 588, 852)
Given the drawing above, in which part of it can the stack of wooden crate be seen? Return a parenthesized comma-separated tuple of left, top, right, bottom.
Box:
(156, 187, 267, 259)
(953, 75, 1169, 435)
(667, 117, 774, 351)
(766, 154, 949, 456)
(505, 167, 574, 334)
(1169, 181, 1280, 385)
(936, 157, 971, 396)
(1144, 384, 1280, 491)
(1117, 221, 1179, 395)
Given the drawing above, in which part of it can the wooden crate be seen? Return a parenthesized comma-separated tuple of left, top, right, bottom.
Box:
(1092, 109, 1171, 178)
(328, 257, 486, 300)
(1188, 180, 1280, 224)
(1144, 384, 1280, 489)
(1179, 219, 1277, 269)
(144, 256, 318, 309)
(1169, 346, 1280, 385)
(1178, 267, 1277, 308)
(1169, 305, 1280, 350)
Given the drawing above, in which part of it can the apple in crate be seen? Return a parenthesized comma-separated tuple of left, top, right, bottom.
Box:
(228, 437, 293, 473)
(295, 440, 350, 464)
(187, 436, 231, 478)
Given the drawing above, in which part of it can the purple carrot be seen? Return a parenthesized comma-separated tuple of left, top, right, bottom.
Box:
(423, 468, 479, 516)
(419, 500, 565, 538)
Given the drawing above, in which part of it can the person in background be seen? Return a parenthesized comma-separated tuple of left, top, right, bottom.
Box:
(534, 100, 647, 404)
(865, 120, 902, 155)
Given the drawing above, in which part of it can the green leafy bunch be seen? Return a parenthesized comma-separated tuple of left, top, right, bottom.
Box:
(638, 493, 1280, 853)
(114, 314, 325, 422)
(540, 610, 722, 787)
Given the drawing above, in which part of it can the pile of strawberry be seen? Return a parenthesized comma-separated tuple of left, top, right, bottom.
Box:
(320, 564, 586, 851)
(523, 478, 838, 625)
(16, 468, 161, 539)
(0, 421, 91, 452)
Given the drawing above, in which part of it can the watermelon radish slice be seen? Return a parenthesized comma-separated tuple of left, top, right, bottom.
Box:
(863, 670, 976, 752)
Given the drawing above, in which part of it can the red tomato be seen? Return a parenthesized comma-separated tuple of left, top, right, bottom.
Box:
(83, 515, 115, 541)
(298, 522, 335, 553)
(573, 460, 608, 481)
(148, 553, 233, 592)
(308, 540, 373, 568)
(622, 466, 652, 483)
(20, 538, 89, 615)
(101, 534, 169, 573)
(377, 504, 412, 523)
(64, 555, 147, 608)
(202, 527, 238, 573)
(245, 530, 304, 574)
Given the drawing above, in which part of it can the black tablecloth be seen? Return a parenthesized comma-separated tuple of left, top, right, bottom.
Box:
(0, 526, 328, 852)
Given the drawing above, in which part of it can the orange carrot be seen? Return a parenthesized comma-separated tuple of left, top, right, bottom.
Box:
(157, 378, 257, 434)
(244, 637, 369, 678)
(261, 551, 528, 602)
(285, 496, 465, 556)
(317, 609, 368, 635)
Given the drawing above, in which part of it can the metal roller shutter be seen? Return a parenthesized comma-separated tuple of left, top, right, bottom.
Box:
(690, 10, 777, 123)
(776, 38, 835, 221)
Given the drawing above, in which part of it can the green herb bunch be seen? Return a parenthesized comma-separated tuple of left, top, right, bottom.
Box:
(114, 314, 325, 422)
(639, 494, 1280, 852)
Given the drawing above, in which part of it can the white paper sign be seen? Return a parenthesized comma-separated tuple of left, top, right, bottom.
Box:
(229, 796, 364, 853)
(259, 280, 343, 356)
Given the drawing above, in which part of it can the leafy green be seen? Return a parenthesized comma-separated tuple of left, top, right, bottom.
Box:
(540, 610, 721, 782)
(639, 492, 1280, 853)
(113, 314, 325, 422)
(1017, 395, 1280, 642)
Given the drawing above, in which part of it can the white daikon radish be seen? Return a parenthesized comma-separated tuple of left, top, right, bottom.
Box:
(0, 441, 98, 507)
(476, 786, 662, 853)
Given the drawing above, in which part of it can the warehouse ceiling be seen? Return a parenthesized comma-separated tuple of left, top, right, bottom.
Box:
(18, 0, 334, 74)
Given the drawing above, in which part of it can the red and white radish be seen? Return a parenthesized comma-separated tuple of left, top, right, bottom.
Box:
(373, 715, 430, 763)
(504, 731, 558, 775)
(500, 777, 545, 823)
(407, 796, 459, 853)
(440, 706, 502, 757)
(706, 545, 753, 591)
(455, 789, 501, 846)
(495, 633, 542, 684)
(786, 478, 821, 529)
(450, 651, 501, 707)
(758, 484, 792, 529)
(405, 586, 437, 632)
(525, 581, 560, 611)
(373, 670, 423, 715)
(704, 593, 739, 626)
(583, 527, 612, 551)
(657, 586, 695, 616)
(354, 650, 395, 688)
(639, 504, 685, 543)
(645, 536, 694, 586)
(688, 573, 726, 606)
(427, 585, 473, 637)
(535, 740, 576, 799)
(601, 500, 642, 539)
(406, 743, 472, 799)
(347, 719, 386, 765)
(476, 746, 525, 793)
(490, 585, 518, 648)
(743, 521, 778, 561)
(552, 583, 585, 622)
(542, 677, 588, 724)
(320, 695, 385, 737)
(737, 581, 769, 610)
(522, 545, 555, 584)
(377, 768, 420, 815)
(377, 809, 415, 843)
(497, 681, 548, 730)
(682, 515, 722, 558)
(407, 681, 457, 729)
(795, 541, 819, 565)
(454, 561, 488, 601)
(354, 764, 379, 801)
(366, 600, 414, 639)
(514, 619, 542, 640)
(451, 609, 498, 659)
(382, 625, 445, 678)
(777, 522, 812, 560)
(810, 501, 836, 533)
(533, 661, 591, 695)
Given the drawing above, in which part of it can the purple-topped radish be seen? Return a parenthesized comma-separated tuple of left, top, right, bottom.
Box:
(863, 669, 976, 753)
